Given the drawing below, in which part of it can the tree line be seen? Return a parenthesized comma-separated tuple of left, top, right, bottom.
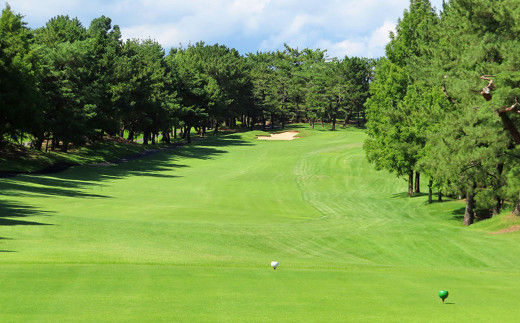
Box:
(0, 4, 373, 151)
(364, 0, 520, 224)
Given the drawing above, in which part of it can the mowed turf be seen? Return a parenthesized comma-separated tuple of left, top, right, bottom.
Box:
(2, 125, 520, 322)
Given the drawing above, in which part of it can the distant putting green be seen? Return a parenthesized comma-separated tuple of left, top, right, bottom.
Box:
(2, 125, 520, 322)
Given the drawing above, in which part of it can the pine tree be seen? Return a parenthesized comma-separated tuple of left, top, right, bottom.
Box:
(0, 5, 41, 145)
(364, 0, 441, 196)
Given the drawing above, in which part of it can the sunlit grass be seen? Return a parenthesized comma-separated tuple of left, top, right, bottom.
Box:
(1, 125, 520, 321)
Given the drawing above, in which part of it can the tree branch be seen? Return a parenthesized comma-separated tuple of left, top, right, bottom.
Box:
(496, 98, 520, 145)
(442, 82, 455, 104)
(477, 74, 520, 145)
(480, 75, 496, 101)
(497, 97, 520, 114)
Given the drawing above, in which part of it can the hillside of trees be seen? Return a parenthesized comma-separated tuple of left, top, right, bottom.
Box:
(0, 4, 373, 152)
(364, 0, 520, 224)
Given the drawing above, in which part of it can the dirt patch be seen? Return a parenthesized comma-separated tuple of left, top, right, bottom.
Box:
(257, 131, 300, 140)
(490, 224, 520, 235)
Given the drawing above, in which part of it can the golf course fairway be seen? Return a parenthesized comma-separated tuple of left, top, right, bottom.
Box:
(2, 126, 520, 322)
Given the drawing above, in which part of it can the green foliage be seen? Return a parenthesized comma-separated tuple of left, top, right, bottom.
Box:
(1, 5, 372, 153)
(113, 38, 177, 144)
(34, 17, 95, 150)
(248, 46, 372, 130)
(365, 0, 442, 182)
(366, 0, 520, 222)
(87, 16, 123, 136)
(0, 4, 41, 144)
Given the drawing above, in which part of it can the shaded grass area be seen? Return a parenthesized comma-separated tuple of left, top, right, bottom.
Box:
(0, 139, 168, 173)
(1, 124, 520, 321)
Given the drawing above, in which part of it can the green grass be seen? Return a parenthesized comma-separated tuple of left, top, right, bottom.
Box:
(1, 125, 520, 322)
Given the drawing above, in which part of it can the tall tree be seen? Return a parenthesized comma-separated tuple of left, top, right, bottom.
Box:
(364, 0, 440, 196)
(426, 0, 520, 221)
(87, 16, 122, 137)
(0, 5, 41, 145)
(113, 39, 177, 144)
(34, 15, 95, 151)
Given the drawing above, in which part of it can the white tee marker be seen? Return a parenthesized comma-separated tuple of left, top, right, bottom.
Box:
(271, 261, 279, 270)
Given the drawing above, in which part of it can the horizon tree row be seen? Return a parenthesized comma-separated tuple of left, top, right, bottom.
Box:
(0, 5, 373, 151)
(364, 0, 520, 224)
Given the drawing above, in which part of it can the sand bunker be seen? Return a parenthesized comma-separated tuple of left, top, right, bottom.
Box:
(257, 131, 299, 140)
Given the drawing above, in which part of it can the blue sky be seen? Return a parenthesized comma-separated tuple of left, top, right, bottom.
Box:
(9, 0, 444, 58)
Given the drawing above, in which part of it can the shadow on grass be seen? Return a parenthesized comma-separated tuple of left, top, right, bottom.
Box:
(264, 124, 308, 131)
(193, 134, 254, 148)
(452, 207, 465, 221)
(0, 199, 54, 226)
(391, 192, 430, 199)
(0, 133, 251, 224)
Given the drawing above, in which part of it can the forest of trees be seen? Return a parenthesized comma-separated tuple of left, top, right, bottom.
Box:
(0, 4, 373, 151)
(364, 0, 520, 224)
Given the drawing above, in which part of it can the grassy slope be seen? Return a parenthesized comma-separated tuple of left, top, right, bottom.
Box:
(0, 139, 164, 172)
(1, 125, 520, 322)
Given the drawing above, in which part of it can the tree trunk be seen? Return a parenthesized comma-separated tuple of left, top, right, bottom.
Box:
(271, 113, 274, 130)
(428, 179, 433, 204)
(414, 172, 420, 193)
(45, 137, 50, 153)
(492, 163, 504, 217)
(492, 198, 503, 217)
(186, 126, 191, 143)
(162, 131, 171, 144)
(498, 110, 520, 145)
(463, 191, 475, 226)
(61, 142, 68, 153)
(513, 192, 520, 217)
(438, 190, 443, 202)
(128, 131, 134, 141)
(173, 126, 177, 139)
(143, 131, 149, 145)
(408, 171, 414, 196)
(344, 111, 352, 126)
(332, 114, 336, 131)
(33, 135, 44, 151)
(262, 118, 266, 131)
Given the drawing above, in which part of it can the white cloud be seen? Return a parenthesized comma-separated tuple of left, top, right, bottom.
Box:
(318, 20, 395, 58)
(8, 0, 446, 58)
(228, 0, 271, 16)
(120, 24, 183, 46)
(369, 21, 396, 49)
(259, 14, 322, 51)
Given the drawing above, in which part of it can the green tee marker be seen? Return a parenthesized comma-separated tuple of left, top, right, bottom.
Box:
(439, 290, 449, 303)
